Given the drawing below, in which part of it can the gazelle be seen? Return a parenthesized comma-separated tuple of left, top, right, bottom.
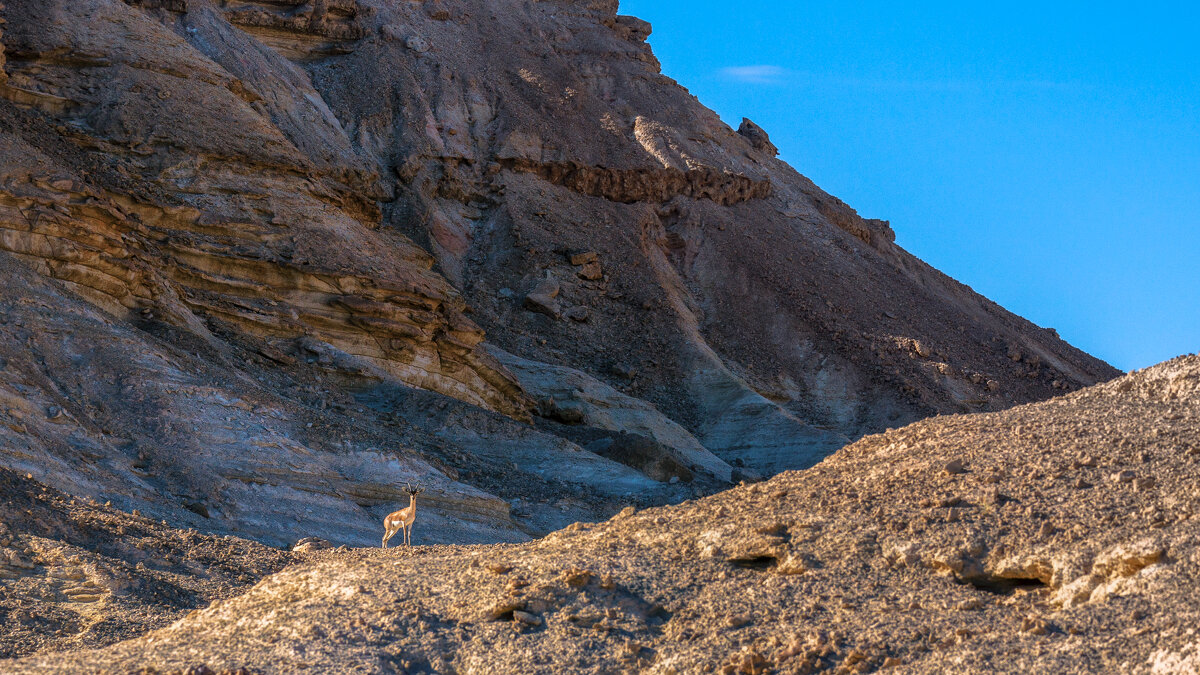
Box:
(382, 483, 425, 548)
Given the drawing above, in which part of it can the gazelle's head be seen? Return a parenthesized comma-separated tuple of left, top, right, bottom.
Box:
(403, 483, 426, 497)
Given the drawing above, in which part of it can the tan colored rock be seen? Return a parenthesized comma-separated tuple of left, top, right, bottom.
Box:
(576, 261, 604, 280)
(512, 609, 542, 626)
(944, 458, 966, 475)
(292, 537, 333, 553)
(569, 251, 599, 266)
(523, 277, 562, 318)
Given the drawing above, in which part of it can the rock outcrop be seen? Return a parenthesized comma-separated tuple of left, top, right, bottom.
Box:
(737, 117, 778, 156)
(0, 0, 532, 421)
(223, 0, 369, 60)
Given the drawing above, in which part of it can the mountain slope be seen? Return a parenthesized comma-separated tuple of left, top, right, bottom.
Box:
(7, 354, 1195, 672)
(0, 467, 292, 659)
(0, 0, 1116, 551)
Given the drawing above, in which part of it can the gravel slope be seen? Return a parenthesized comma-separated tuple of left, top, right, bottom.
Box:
(6, 354, 1196, 674)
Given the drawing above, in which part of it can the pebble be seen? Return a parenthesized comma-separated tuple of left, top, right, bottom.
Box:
(561, 568, 592, 588)
(513, 610, 542, 626)
(569, 251, 598, 266)
(405, 35, 431, 53)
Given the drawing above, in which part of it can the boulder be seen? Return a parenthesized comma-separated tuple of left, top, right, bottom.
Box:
(292, 537, 334, 553)
(523, 277, 562, 318)
(569, 251, 599, 266)
(564, 306, 590, 322)
(576, 261, 603, 280)
(737, 118, 779, 156)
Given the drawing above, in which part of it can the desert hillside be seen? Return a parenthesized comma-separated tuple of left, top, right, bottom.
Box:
(0, 0, 1118, 557)
(6, 355, 1196, 673)
(0, 1, 1152, 671)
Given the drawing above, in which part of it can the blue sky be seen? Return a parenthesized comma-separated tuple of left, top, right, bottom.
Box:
(619, 1, 1199, 371)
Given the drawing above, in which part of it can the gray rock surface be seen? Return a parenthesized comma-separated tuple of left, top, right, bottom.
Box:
(492, 347, 733, 480)
(738, 117, 779, 156)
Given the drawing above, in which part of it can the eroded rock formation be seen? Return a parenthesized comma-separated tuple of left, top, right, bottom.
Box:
(0, 0, 1119, 592)
(0, 0, 531, 420)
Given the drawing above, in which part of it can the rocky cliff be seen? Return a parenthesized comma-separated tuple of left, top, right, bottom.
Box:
(0, 0, 1116, 554)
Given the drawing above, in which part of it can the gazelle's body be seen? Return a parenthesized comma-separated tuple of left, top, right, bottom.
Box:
(382, 485, 423, 548)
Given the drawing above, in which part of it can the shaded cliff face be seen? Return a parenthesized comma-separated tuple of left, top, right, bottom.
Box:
(0, 0, 1117, 555)
(0, 250, 682, 551)
(7, 355, 1197, 673)
(292, 0, 1117, 470)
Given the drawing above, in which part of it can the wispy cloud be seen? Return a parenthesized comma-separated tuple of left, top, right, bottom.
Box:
(719, 65, 788, 85)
